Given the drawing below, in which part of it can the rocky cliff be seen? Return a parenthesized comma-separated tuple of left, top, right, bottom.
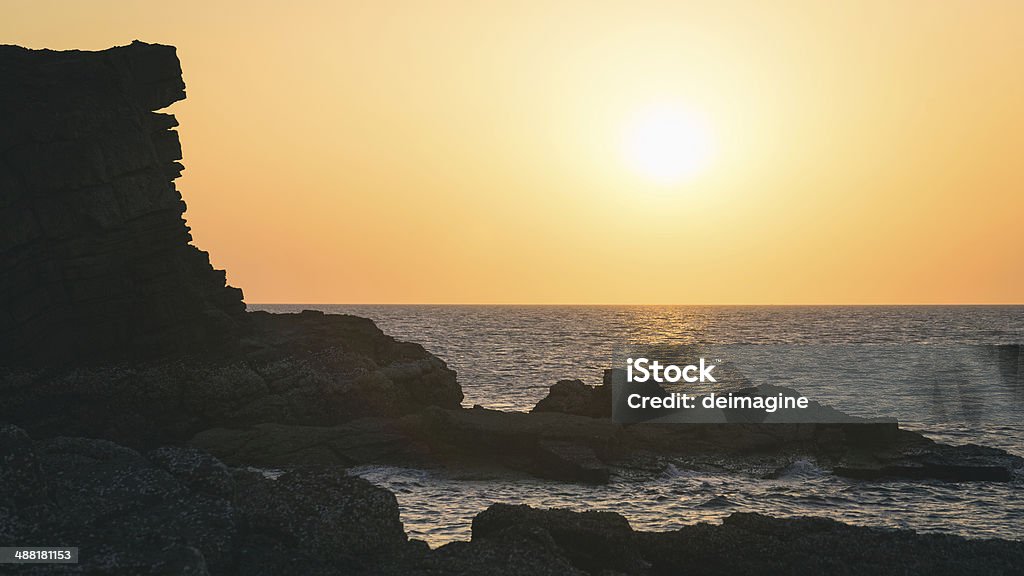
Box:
(0, 42, 463, 442)
(0, 41, 245, 364)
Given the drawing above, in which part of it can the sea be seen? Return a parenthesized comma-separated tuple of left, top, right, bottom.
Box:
(251, 305, 1024, 545)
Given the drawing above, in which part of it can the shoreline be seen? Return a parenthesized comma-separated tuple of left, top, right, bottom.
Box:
(5, 424, 1023, 576)
(349, 462, 1024, 548)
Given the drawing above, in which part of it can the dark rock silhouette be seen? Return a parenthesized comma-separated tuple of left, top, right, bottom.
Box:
(0, 41, 246, 364)
(0, 309, 463, 447)
(8, 424, 1021, 575)
(471, 504, 646, 573)
(532, 377, 611, 418)
(407, 503, 1024, 575)
(187, 401, 1023, 485)
(0, 425, 416, 575)
(0, 43, 462, 443)
(634, 510, 1024, 576)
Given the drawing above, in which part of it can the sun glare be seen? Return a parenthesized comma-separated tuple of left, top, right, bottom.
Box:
(622, 104, 715, 185)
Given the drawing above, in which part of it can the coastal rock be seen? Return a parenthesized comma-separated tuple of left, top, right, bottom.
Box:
(637, 512, 1024, 575)
(6, 428, 1024, 575)
(414, 504, 1024, 576)
(833, 440, 1023, 482)
(190, 418, 436, 469)
(414, 406, 622, 483)
(472, 504, 647, 574)
(147, 446, 235, 498)
(0, 426, 416, 575)
(0, 42, 245, 365)
(535, 440, 611, 484)
(191, 408, 621, 483)
(0, 311, 461, 447)
(232, 468, 410, 575)
(423, 525, 588, 576)
(0, 425, 47, 509)
(0, 44, 462, 447)
(532, 378, 611, 418)
(188, 404, 1022, 486)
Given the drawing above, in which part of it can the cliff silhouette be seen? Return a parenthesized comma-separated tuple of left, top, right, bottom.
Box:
(0, 41, 245, 364)
(0, 42, 462, 447)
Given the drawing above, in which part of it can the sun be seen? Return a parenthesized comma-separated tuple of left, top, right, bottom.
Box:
(622, 104, 715, 185)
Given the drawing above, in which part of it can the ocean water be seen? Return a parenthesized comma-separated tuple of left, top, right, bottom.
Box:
(251, 305, 1024, 545)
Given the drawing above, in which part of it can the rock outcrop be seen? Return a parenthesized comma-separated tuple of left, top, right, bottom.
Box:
(0, 41, 246, 365)
(0, 310, 462, 448)
(0, 425, 417, 575)
(532, 378, 611, 418)
(0, 43, 462, 444)
(188, 403, 1023, 485)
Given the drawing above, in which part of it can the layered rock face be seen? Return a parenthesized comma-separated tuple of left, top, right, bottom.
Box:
(0, 43, 462, 444)
(0, 41, 245, 364)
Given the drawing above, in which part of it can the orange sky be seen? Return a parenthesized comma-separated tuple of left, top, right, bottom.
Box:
(4, 1, 1022, 304)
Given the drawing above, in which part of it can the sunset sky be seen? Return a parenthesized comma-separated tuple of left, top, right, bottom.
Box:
(5, 1, 1022, 304)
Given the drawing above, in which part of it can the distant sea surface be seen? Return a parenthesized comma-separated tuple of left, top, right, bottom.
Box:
(251, 305, 1024, 545)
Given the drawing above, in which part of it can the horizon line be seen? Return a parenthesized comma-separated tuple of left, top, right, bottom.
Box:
(245, 302, 1024, 307)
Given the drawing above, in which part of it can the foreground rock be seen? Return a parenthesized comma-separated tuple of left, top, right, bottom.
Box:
(398, 503, 1024, 576)
(0, 425, 418, 575)
(5, 426, 1021, 575)
(640, 511, 1024, 575)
